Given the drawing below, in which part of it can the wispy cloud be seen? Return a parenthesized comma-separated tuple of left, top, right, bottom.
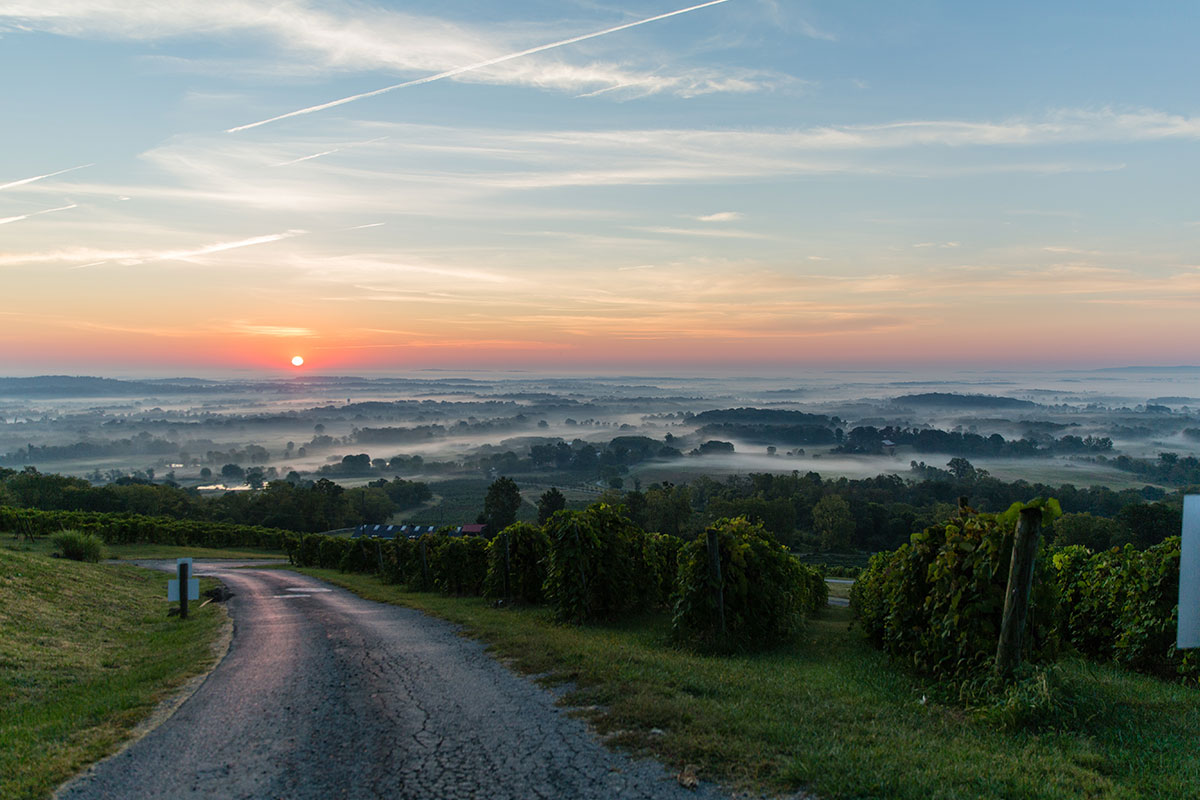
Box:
(697, 211, 743, 222)
(227, 0, 737, 131)
(230, 322, 315, 337)
(635, 225, 766, 239)
(0, 203, 77, 225)
(2, 229, 308, 269)
(0, 164, 91, 191)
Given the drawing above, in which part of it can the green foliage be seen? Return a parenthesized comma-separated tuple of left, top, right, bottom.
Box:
(482, 476, 522, 532)
(544, 504, 655, 623)
(484, 522, 550, 604)
(645, 531, 684, 608)
(536, 488, 566, 525)
(1052, 512, 1128, 550)
(1051, 537, 1197, 681)
(966, 664, 1082, 732)
(0, 506, 289, 551)
(296, 533, 323, 567)
(50, 529, 104, 562)
(851, 507, 1058, 680)
(672, 517, 824, 652)
(812, 494, 854, 551)
(429, 535, 488, 596)
(408, 534, 439, 591)
(338, 538, 381, 574)
(317, 535, 351, 569)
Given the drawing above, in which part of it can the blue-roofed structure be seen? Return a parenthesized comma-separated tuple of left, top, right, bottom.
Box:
(352, 523, 491, 540)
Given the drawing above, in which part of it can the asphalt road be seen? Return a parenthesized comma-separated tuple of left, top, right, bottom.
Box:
(58, 564, 726, 800)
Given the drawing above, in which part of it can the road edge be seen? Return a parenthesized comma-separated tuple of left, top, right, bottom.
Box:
(52, 587, 236, 799)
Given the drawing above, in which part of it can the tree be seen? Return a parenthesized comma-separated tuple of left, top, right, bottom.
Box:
(537, 487, 566, 525)
(1117, 502, 1182, 549)
(482, 476, 522, 532)
(946, 457, 976, 480)
(199, 467, 212, 479)
(245, 467, 265, 490)
(813, 494, 854, 551)
(1052, 512, 1126, 550)
(220, 463, 245, 481)
(644, 482, 692, 536)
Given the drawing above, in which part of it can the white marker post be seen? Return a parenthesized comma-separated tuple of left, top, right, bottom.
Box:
(1179, 496, 1200, 649)
(168, 557, 199, 619)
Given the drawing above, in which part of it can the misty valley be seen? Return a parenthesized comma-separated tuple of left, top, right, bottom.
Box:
(3, 368, 1198, 553)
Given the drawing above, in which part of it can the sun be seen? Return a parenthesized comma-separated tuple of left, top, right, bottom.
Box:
(291, 355, 304, 367)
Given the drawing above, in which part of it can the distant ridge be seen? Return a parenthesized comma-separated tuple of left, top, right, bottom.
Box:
(1091, 365, 1200, 373)
(891, 392, 1037, 409)
(0, 376, 220, 397)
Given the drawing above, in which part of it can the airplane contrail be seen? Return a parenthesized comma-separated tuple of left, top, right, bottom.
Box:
(0, 203, 78, 225)
(271, 136, 389, 167)
(0, 164, 93, 191)
(228, 0, 733, 133)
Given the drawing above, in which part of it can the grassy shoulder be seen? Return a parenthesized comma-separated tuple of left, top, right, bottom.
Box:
(6, 537, 284, 561)
(295, 566, 1200, 800)
(0, 547, 227, 800)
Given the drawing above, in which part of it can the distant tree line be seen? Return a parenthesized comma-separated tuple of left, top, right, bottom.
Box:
(833, 425, 1112, 457)
(0, 466, 431, 534)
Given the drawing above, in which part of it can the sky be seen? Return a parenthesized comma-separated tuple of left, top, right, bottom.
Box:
(1, 0, 1197, 376)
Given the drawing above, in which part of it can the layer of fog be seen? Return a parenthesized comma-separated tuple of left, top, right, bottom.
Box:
(3, 368, 1199, 490)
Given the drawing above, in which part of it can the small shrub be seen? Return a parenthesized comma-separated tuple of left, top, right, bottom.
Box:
(1051, 536, 1198, 682)
(968, 664, 1082, 732)
(484, 523, 550, 604)
(850, 502, 1060, 680)
(317, 535, 351, 569)
(296, 534, 323, 567)
(430, 535, 488, 596)
(672, 517, 822, 652)
(51, 529, 104, 562)
(339, 538, 380, 574)
(544, 504, 647, 623)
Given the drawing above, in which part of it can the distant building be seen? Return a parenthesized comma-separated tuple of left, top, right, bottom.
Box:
(352, 522, 490, 540)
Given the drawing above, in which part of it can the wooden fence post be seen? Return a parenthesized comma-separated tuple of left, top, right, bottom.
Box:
(419, 538, 429, 587)
(995, 507, 1042, 678)
(706, 529, 726, 641)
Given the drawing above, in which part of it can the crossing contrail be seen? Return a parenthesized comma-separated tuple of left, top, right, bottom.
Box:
(227, 0, 733, 133)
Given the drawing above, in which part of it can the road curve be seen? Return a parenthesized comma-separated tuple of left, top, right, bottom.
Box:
(58, 564, 726, 800)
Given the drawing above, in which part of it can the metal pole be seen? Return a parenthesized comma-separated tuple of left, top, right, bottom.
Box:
(179, 560, 189, 620)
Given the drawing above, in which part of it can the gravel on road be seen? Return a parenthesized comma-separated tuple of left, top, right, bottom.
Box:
(57, 563, 728, 800)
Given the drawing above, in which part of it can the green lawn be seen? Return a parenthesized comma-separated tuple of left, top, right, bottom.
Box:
(295, 566, 1200, 800)
(0, 547, 227, 800)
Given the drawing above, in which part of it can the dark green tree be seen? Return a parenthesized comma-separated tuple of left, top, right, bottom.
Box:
(813, 494, 854, 551)
(482, 476, 522, 532)
(537, 487, 566, 525)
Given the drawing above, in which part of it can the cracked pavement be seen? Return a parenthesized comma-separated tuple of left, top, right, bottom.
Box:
(58, 564, 728, 800)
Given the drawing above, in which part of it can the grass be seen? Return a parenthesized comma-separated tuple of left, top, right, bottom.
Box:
(0, 547, 227, 800)
(293, 566, 1200, 800)
(824, 580, 852, 600)
(3, 536, 284, 562)
(103, 543, 285, 561)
